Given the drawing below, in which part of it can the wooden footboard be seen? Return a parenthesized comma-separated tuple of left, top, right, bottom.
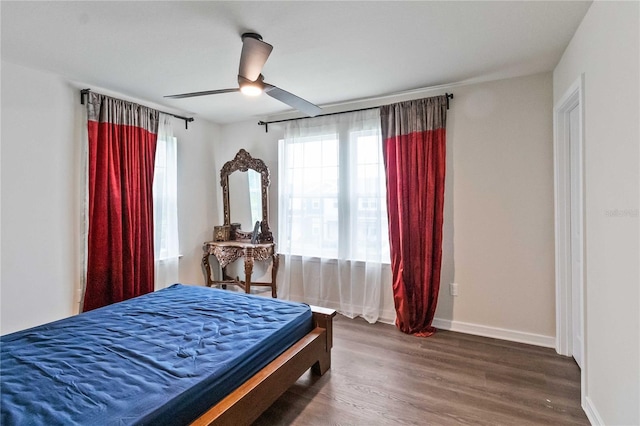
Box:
(191, 306, 336, 426)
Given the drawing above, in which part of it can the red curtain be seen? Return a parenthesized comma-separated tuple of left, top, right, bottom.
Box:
(83, 92, 159, 312)
(381, 96, 447, 336)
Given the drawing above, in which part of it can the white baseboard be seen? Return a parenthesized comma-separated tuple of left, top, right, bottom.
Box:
(583, 396, 603, 426)
(431, 317, 556, 348)
(288, 294, 555, 348)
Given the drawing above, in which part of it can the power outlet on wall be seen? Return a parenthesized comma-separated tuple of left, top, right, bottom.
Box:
(450, 282, 459, 296)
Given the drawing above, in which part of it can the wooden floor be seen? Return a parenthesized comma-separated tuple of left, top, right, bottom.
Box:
(254, 315, 589, 425)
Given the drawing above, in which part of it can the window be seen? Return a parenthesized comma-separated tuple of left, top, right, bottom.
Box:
(278, 110, 389, 263)
(247, 169, 262, 226)
(152, 114, 179, 290)
(153, 135, 179, 261)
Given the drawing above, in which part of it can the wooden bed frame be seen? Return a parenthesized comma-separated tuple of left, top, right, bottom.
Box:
(191, 306, 336, 426)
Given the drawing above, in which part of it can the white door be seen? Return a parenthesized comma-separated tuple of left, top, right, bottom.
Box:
(569, 105, 583, 369)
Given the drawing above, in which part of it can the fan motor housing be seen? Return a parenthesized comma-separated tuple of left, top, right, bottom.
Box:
(241, 32, 263, 41)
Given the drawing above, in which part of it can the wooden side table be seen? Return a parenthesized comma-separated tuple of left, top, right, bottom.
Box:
(202, 240, 279, 298)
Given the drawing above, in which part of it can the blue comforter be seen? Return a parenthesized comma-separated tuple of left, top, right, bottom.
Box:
(1, 284, 313, 425)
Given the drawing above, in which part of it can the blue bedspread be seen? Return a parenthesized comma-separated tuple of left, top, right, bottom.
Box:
(1, 284, 313, 425)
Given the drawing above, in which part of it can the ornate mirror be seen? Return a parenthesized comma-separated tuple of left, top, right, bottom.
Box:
(221, 149, 273, 243)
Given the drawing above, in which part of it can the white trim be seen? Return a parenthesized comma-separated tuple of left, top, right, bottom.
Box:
(432, 318, 556, 348)
(584, 396, 604, 426)
(553, 74, 584, 356)
(553, 74, 587, 408)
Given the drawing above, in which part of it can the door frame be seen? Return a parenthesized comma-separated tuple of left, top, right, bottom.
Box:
(553, 74, 586, 402)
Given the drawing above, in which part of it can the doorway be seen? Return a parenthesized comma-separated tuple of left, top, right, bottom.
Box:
(568, 103, 584, 368)
(554, 74, 586, 385)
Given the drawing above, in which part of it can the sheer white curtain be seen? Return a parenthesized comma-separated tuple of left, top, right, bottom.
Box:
(278, 109, 390, 323)
(153, 114, 180, 290)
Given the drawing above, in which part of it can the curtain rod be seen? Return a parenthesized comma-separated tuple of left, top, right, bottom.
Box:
(257, 93, 453, 133)
(80, 89, 195, 130)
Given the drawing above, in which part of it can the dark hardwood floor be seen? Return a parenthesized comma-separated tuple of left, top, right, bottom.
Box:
(254, 315, 589, 425)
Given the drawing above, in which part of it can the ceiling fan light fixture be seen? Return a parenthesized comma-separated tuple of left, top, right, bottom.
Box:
(240, 82, 263, 96)
(165, 34, 321, 117)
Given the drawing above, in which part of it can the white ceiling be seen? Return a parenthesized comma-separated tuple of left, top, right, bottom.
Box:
(1, 1, 591, 124)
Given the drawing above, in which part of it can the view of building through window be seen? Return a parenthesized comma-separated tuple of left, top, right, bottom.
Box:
(279, 128, 390, 263)
(247, 169, 262, 226)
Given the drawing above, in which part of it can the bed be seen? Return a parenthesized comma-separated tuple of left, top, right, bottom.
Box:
(1, 284, 335, 425)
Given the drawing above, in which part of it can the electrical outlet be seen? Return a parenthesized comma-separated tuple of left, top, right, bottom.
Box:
(450, 283, 459, 296)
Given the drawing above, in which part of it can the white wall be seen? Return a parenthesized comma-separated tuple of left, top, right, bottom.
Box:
(174, 118, 221, 286)
(553, 2, 639, 425)
(0, 61, 221, 334)
(1, 62, 79, 334)
(217, 72, 556, 341)
(435, 73, 556, 344)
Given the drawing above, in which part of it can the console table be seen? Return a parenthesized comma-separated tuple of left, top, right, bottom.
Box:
(202, 240, 279, 298)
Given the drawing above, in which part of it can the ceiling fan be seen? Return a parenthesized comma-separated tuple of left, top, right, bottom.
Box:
(165, 33, 322, 117)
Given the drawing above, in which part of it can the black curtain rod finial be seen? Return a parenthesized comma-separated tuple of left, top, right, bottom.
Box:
(80, 88, 91, 105)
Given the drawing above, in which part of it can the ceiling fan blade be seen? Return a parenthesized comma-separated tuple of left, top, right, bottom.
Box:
(164, 88, 240, 99)
(264, 83, 322, 117)
(239, 34, 273, 81)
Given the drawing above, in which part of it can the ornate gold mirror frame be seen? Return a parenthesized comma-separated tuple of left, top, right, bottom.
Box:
(220, 149, 273, 243)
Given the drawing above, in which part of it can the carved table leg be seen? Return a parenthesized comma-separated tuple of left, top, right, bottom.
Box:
(271, 253, 280, 298)
(244, 248, 254, 294)
(221, 266, 228, 290)
(202, 253, 213, 287)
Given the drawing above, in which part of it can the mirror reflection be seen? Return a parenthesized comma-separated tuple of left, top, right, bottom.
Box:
(228, 169, 262, 230)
